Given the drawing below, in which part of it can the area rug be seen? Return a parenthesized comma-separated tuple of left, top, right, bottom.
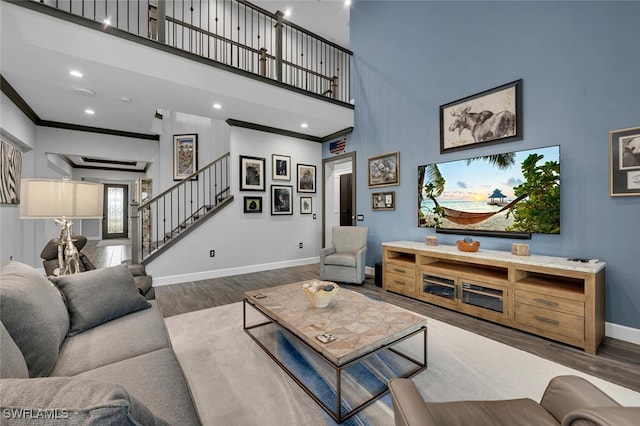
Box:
(165, 302, 640, 426)
(96, 239, 130, 247)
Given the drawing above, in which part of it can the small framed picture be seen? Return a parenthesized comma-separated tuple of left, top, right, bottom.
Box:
(272, 154, 291, 181)
(243, 196, 262, 213)
(368, 151, 399, 187)
(610, 126, 640, 196)
(173, 134, 198, 180)
(297, 164, 316, 193)
(372, 191, 395, 210)
(239, 155, 265, 191)
(0, 140, 22, 204)
(271, 185, 293, 215)
(300, 196, 312, 214)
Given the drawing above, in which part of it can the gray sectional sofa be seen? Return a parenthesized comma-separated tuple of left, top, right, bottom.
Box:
(0, 261, 201, 425)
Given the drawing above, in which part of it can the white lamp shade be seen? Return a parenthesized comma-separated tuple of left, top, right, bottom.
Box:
(20, 179, 104, 219)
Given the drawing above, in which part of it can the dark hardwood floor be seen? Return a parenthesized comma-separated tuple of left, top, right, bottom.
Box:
(85, 240, 640, 394)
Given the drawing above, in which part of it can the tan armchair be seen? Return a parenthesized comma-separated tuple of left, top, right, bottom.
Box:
(320, 226, 368, 284)
(389, 375, 640, 426)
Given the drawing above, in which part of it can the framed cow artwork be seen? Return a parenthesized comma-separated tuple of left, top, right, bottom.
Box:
(440, 80, 523, 153)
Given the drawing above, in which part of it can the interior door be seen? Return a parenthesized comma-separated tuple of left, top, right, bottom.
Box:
(102, 184, 129, 239)
(339, 173, 353, 226)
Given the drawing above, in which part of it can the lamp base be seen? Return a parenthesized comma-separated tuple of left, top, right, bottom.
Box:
(54, 218, 81, 276)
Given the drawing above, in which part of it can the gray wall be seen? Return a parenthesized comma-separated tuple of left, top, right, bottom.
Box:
(146, 126, 323, 284)
(332, 1, 640, 329)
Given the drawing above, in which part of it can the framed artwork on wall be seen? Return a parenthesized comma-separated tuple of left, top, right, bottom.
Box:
(610, 126, 640, 196)
(243, 196, 263, 213)
(300, 196, 312, 214)
(372, 191, 395, 210)
(173, 134, 198, 180)
(297, 164, 316, 193)
(0, 139, 22, 204)
(368, 151, 399, 187)
(440, 79, 523, 153)
(271, 185, 293, 215)
(239, 155, 265, 191)
(272, 154, 291, 181)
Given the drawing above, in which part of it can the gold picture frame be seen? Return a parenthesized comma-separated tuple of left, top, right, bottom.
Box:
(173, 134, 197, 180)
(368, 151, 399, 187)
(372, 191, 395, 210)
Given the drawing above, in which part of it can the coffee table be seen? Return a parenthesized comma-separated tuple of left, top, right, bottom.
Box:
(243, 281, 427, 423)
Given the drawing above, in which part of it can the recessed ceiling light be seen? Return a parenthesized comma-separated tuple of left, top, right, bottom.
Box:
(301, 123, 308, 128)
(121, 97, 133, 103)
(73, 87, 96, 97)
(70, 70, 83, 78)
(85, 109, 95, 115)
(284, 8, 292, 17)
(213, 103, 222, 109)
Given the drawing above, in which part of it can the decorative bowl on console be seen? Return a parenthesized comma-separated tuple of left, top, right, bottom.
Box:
(456, 238, 480, 252)
(302, 280, 339, 308)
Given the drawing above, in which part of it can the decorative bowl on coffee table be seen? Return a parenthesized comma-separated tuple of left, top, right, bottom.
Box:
(302, 280, 339, 308)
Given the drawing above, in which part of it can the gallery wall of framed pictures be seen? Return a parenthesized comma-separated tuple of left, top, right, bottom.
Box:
(238, 152, 317, 215)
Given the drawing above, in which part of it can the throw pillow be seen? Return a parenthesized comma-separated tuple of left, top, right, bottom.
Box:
(0, 377, 169, 426)
(0, 261, 69, 377)
(50, 264, 151, 336)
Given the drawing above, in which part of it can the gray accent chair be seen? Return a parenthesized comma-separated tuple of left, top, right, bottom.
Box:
(320, 226, 368, 284)
(389, 375, 640, 426)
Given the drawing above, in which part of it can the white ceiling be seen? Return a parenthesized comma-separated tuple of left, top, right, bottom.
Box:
(253, 0, 350, 48)
(0, 0, 351, 171)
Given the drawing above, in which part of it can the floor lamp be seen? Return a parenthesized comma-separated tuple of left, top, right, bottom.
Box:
(20, 178, 104, 276)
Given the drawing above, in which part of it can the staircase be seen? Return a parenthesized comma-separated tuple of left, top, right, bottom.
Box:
(136, 153, 232, 264)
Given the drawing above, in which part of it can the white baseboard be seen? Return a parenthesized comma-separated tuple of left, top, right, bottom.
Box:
(365, 265, 375, 277)
(152, 257, 320, 287)
(605, 322, 640, 346)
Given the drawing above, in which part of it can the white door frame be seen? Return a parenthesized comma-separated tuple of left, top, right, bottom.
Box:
(322, 151, 356, 248)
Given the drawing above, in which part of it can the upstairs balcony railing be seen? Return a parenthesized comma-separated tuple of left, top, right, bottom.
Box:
(27, 0, 352, 104)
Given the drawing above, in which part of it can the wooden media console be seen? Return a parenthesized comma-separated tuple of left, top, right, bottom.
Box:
(382, 241, 606, 354)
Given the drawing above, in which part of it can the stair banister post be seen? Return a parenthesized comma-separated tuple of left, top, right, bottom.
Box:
(130, 199, 140, 265)
(275, 10, 284, 82)
(331, 75, 339, 99)
(259, 48, 268, 77)
(157, 1, 166, 43)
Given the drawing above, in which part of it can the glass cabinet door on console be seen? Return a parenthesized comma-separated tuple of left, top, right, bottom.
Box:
(458, 279, 508, 322)
(420, 273, 458, 309)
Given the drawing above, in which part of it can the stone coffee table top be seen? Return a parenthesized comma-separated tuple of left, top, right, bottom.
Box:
(244, 281, 428, 365)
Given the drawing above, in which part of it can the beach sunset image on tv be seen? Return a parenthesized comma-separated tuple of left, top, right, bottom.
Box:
(418, 145, 560, 237)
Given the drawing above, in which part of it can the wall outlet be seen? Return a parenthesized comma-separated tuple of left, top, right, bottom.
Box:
(299, 242, 303, 249)
(209, 250, 215, 257)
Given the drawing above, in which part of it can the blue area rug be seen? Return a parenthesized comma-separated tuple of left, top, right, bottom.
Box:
(272, 329, 419, 425)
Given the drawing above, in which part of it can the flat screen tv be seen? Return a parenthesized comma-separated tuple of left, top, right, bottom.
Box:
(418, 145, 560, 239)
